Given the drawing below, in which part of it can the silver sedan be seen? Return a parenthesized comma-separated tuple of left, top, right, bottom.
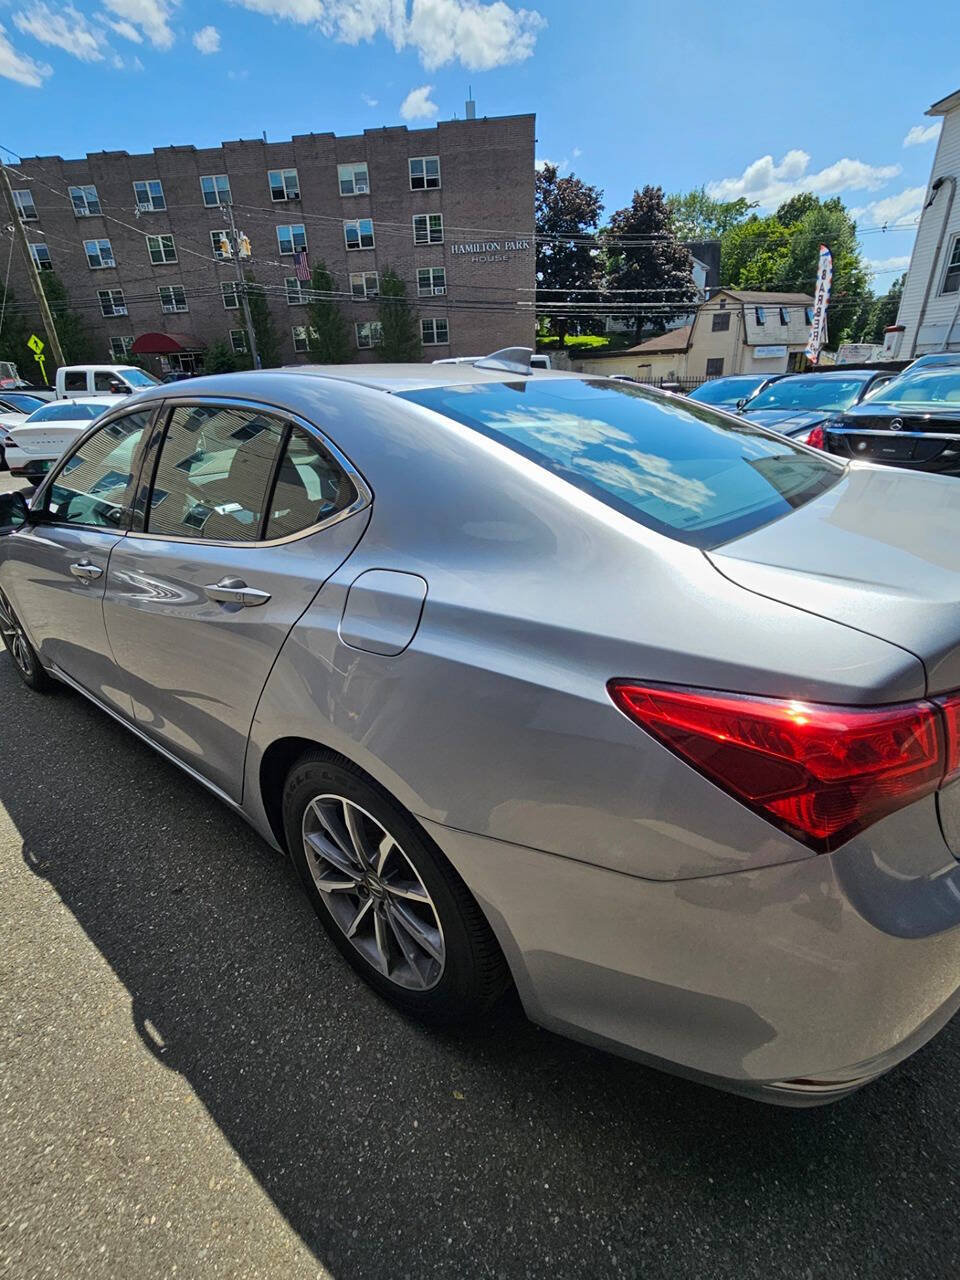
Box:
(1, 362, 960, 1106)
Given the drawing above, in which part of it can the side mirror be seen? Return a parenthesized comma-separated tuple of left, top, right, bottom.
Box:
(0, 491, 29, 530)
(110, 381, 129, 394)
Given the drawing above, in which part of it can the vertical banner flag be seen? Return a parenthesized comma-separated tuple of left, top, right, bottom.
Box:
(805, 244, 833, 364)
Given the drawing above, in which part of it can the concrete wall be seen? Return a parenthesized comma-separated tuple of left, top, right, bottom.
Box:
(7, 114, 536, 369)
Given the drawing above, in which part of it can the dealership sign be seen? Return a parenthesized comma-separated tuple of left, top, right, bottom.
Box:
(805, 244, 833, 364)
(451, 238, 531, 264)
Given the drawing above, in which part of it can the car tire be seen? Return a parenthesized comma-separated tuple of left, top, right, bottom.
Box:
(0, 588, 52, 692)
(283, 752, 509, 1022)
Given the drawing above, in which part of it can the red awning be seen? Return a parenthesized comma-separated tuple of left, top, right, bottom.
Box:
(130, 331, 207, 355)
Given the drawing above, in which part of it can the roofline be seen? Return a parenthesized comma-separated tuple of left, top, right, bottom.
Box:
(928, 88, 960, 116)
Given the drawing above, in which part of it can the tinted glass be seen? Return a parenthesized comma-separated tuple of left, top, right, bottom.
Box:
(63, 372, 86, 392)
(264, 426, 357, 540)
(30, 402, 105, 422)
(147, 404, 286, 541)
(400, 379, 842, 549)
(121, 368, 160, 387)
(0, 393, 44, 412)
(867, 369, 960, 407)
(745, 374, 870, 413)
(687, 377, 765, 406)
(46, 411, 151, 528)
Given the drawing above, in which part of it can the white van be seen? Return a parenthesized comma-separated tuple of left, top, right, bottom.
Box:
(55, 364, 161, 399)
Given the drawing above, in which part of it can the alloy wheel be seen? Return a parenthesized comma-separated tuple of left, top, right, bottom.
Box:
(0, 590, 32, 677)
(302, 794, 446, 990)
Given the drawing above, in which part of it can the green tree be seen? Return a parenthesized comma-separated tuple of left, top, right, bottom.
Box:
(857, 273, 905, 344)
(604, 186, 699, 339)
(41, 272, 94, 363)
(243, 272, 281, 367)
(378, 267, 422, 361)
(307, 261, 352, 362)
(666, 186, 757, 240)
(203, 339, 239, 374)
(536, 163, 604, 345)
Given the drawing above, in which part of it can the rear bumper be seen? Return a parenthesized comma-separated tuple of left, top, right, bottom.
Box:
(5, 445, 53, 478)
(423, 819, 960, 1105)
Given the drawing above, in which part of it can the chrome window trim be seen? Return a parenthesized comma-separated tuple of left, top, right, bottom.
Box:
(128, 394, 373, 549)
(826, 427, 960, 440)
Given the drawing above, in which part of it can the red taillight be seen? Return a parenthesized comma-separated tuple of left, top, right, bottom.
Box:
(937, 692, 960, 784)
(608, 681, 946, 852)
(805, 425, 825, 449)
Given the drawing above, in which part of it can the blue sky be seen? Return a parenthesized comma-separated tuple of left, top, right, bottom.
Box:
(0, 0, 953, 292)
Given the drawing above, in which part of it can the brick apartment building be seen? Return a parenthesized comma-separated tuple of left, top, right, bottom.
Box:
(7, 112, 536, 371)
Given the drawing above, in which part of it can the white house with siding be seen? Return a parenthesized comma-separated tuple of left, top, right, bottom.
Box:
(885, 87, 960, 357)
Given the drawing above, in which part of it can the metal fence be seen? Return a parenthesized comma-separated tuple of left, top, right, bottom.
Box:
(642, 376, 705, 393)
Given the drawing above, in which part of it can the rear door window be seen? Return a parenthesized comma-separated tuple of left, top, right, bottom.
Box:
(63, 371, 87, 393)
(264, 426, 358, 540)
(400, 379, 843, 549)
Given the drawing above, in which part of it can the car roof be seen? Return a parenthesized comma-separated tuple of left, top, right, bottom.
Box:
(33, 397, 108, 408)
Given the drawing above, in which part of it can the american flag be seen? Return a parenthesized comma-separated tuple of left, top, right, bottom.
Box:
(294, 250, 310, 282)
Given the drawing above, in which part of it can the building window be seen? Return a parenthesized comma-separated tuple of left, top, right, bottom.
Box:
(338, 162, 370, 196)
(754, 306, 766, 325)
(221, 282, 240, 309)
(98, 288, 127, 317)
(705, 357, 724, 377)
(211, 229, 232, 259)
(159, 285, 188, 313)
(779, 307, 790, 325)
(292, 325, 319, 354)
(285, 276, 306, 304)
(409, 156, 440, 190)
(711, 311, 730, 332)
(13, 190, 37, 221)
(344, 218, 375, 250)
(805, 306, 815, 325)
(69, 184, 101, 217)
(421, 318, 449, 346)
(413, 213, 443, 245)
(133, 179, 165, 212)
(84, 238, 115, 269)
(268, 168, 300, 201)
(147, 234, 177, 265)
(349, 271, 379, 298)
(942, 236, 960, 295)
(29, 243, 52, 271)
(109, 336, 133, 361)
(230, 329, 248, 353)
(200, 174, 231, 207)
(417, 266, 446, 296)
(355, 321, 383, 349)
(277, 224, 307, 255)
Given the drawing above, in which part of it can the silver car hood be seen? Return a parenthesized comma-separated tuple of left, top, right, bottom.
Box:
(709, 463, 960, 695)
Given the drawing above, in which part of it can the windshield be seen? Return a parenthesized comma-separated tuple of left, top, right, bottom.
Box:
(0, 393, 44, 412)
(688, 377, 766, 406)
(868, 369, 960, 407)
(29, 402, 105, 422)
(745, 375, 870, 413)
(119, 367, 161, 387)
(400, 379, 841, 550)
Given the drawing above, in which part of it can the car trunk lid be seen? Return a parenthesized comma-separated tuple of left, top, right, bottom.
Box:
(825, 409, 960, 469)
(9, 422, 86, 458)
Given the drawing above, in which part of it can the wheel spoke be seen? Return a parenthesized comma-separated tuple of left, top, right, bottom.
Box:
(388, 900, 444, 964)
(385, 907, 427, 988)
(310, 799, 357, 863)
(376, 833, 396, 875)
(383, 878, 431, 904)
(343, 802, 376, 867)
(345, 895, 374, 939)
(304, 828, 363, 881)
(373, 906, 391, 975)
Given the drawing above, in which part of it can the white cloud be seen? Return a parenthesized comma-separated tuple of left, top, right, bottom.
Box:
(102, 0, 176, 49)
(226, 0, 545, 70)
(535, 156, 569, 175)
(192, 24, 220, 53)
(903, 122, 940, 147)
(399, 82, 437, 120)
(13, 3, 105, 62)
(850, 185, 927, 230)
(96, 11, 143, 41)
(706, 149, 902, 210)
(361, 91, 378, 107)
(0, 21, 52, 84)
(865, 254, 911, 276)
(227, 66, 248, 78)
(571, 146, 582, 159)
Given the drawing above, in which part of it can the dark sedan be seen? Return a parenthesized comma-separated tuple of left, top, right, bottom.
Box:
(822, 366, 960, 474)
(686, 374, 782, 409)
(739, 369, 894, 443)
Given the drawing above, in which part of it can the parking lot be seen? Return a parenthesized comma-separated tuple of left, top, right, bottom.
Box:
(0, 460, 958, 1280)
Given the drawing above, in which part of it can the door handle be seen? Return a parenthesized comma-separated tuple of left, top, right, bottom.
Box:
(204, 577, 271, 607)
(69, 560, 103, 581)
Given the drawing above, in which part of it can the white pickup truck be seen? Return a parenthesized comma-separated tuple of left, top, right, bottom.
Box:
(55, 364, 161, 398)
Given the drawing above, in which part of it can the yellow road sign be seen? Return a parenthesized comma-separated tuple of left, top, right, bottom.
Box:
(27, 333, 44, 355)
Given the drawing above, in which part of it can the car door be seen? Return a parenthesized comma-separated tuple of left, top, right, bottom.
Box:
(103, 399, 370, 801)
(0, 407, 155, 713)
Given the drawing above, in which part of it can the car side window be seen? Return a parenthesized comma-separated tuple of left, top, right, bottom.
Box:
(264, 426, 358, 540)
(94, 371, 126, 393)
(146, 404, 286, 542)
(63, 371, 86, 393)
(44, 410, 153, 529)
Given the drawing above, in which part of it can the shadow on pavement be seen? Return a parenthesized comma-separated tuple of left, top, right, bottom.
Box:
(3, 659, 960, 1279)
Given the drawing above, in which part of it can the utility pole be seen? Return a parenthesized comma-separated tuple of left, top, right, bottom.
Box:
(221, 197, 260, 369)
(0, 161, 66, 370)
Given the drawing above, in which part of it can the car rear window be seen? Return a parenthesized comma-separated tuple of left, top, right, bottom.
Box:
(744, 375, 869, 413)
(400, 379, 842, 549)
(30, 402, 105, 422)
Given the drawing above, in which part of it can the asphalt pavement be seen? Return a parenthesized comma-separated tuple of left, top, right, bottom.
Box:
(1, 505, 960, 1277)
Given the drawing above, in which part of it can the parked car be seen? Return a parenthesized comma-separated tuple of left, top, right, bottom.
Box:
(4, 399, 110, 480)
(0, 393, 51, 470)
(686, 373, 782, 409)
(904, 352, 960, 372)
(54, 364, 161, 399)
(2, 365, 960, 1107)
(739, 369, 895, 442)
(821, 365, 960, 473)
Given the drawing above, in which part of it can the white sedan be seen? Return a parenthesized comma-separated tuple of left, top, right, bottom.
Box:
(6, 398, 112, 480)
